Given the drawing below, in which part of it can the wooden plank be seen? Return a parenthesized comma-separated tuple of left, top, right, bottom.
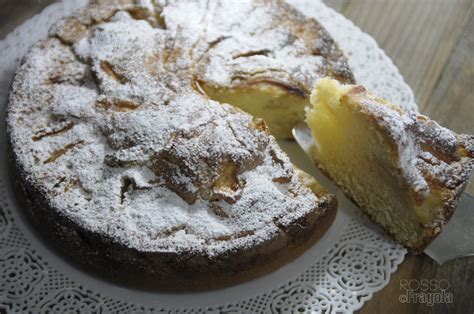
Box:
(423, 15, 474, 134)
(0, 0, 56, 39)
(357, 11, 474, 314)
(358, 254, 474, 314)
(424, 14, 474, 196)
(358, 256, 419, 314)
(339, 0, 472, 111)
(0, 1, 472, 313)
(322, 0, 349, 13)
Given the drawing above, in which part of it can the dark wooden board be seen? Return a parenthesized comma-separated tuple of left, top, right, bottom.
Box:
(1, 0, 473, 312)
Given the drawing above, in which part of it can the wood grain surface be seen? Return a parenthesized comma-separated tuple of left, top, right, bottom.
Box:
(1, 0, 473, 313)
(324, 1, 474, 313)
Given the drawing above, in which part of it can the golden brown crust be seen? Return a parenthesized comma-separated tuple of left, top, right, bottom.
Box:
(308, 79, 474, 254)
(193, 0, 355, 97)
(352, 90, 474, 253)
(7, 0, 343, 290)
(9, 141, 336, 291)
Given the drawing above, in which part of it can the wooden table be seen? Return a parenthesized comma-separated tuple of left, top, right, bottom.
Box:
(323, 1, 474, 313)
(1, 0, 473, 313)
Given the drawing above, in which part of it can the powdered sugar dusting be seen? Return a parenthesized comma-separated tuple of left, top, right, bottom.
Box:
(7, 0, 341, 254)
(155, 0, 354, 93)
(354, 90, 474, 204)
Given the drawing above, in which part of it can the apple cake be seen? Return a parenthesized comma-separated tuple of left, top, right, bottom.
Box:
(6, 0, 354, 290)
(306, 78, 474, 253)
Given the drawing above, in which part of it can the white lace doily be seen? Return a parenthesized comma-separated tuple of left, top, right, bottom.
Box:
(0, 1, 414, 313)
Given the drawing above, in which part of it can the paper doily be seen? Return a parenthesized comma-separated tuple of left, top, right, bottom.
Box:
(0, 0, 413, 313)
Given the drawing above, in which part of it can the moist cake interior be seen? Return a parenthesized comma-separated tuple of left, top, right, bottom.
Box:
(197, 81, 310, 139)
(305, 78, 473, 251)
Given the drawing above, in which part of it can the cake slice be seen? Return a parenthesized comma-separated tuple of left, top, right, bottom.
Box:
(305, 78, 474, 253)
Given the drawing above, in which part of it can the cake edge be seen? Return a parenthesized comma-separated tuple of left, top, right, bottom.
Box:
(314, 160, 470, 254)
(6, 121, 337, 291)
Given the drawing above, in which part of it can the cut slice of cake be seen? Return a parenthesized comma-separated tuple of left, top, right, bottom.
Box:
(305, 78, 474, 253)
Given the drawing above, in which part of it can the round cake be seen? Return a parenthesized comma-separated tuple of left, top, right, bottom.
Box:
(7, 0, 353, 291)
